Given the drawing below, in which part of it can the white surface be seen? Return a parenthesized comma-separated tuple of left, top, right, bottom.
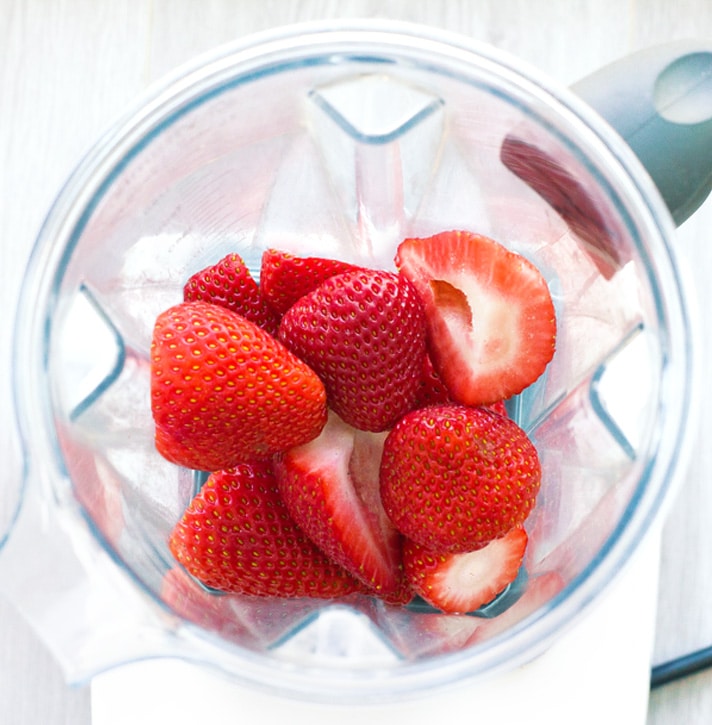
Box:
(91, 530, 661, 725)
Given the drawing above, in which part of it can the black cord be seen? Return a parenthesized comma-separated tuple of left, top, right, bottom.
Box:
(651, 645, 712, 689)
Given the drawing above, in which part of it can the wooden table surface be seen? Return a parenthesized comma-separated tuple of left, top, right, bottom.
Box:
(3, 1, 712, 722)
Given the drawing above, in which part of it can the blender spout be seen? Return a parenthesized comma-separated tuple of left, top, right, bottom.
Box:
(0, 477, 181, 685)
(572, 39, 712, 227)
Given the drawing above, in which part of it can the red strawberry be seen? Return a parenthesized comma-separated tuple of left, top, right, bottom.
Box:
(278, 269, 427, 432)
(396, 230, 556, 406)
(380, 404, 541, 553)
(184, 253, 280, 336)
(412, 354, 509, 416)
(413, 353, 454, 408)
(487, 399, 508, 417)
(260, 248, 362, 315)
(403, 526, 528, 614)
(151, 300, 327, 470)
(168, 461, 363, 597)
(274, 411, 406, 598)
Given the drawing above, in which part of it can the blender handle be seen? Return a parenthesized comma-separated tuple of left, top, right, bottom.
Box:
(571, 40, 712, 227)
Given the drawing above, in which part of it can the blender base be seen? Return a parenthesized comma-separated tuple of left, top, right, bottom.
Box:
(91, 527, 661, 724)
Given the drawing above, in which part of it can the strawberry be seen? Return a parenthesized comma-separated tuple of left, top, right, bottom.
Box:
(273, 411, 406, 598)
(487, 399, 508, 417)
(168, 461, 363, 597)
(278, 269, 427, 432)
(184, 252, 280, 336)
(402, 526, 528, 614)
(259, 248, 362, 315)
(151, 300, 327, 470)
(396, 230, 556, 406)
(413, 353, 454, 408)
(412, 354, 509, 416)
(380, 404, 541, 553)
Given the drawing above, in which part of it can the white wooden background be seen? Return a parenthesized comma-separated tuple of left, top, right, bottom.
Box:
(3, 1, 712, 722)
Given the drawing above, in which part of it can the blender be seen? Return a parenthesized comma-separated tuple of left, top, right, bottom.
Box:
(4, 21, 709, 709)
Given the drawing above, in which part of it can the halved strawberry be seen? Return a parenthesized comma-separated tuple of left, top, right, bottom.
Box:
(278, 268, 427, 432)
(184, 253, 280, 336)
(380, 404, 541, 553)
(396, 230, 556, 406)
(168, 461, 363, 598)
(151, 300, 327, 470)
(403, 526, 528, 614)
(273, 411, 405, 598)
(259, 248, 362, 315)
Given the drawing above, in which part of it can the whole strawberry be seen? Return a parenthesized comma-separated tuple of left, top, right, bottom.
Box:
(380, 404, 541, 553)
(151, 300, 327, 470)
(168, 461, 363, 597)
(184, 252, 280, 336)
(278, 269, 426, 432)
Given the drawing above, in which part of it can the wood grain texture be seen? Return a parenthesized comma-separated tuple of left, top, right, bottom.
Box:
(2, 0, 712, 722)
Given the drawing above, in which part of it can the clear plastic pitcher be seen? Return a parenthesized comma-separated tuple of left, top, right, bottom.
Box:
(4, 22, 702, 703)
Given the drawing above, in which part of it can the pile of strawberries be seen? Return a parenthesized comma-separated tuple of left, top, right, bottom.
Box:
(151, 230, 556, 614)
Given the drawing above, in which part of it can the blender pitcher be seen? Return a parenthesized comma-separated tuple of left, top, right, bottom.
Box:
(3, 23, 709, 703)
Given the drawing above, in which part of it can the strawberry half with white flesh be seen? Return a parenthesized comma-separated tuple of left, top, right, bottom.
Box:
(274, 411, 405, 598)
(396, 230, 556, 406)
(403, 526, 528, 614)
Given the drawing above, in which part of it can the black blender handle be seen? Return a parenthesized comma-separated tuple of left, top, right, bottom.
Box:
(572, 40, 712, 227)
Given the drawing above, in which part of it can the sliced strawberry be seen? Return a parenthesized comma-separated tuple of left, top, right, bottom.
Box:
(396, 230, 556, 406)
(184, 253, 280, 336)
(168, 461, 363, 598)
(260, 248, 362, 315)
(151, 300, 327, 470)
(403, 527, 528, 614)
(274, 411, 405, 597)
(380, 404, 541, 553)
(278, 268, 427, 432)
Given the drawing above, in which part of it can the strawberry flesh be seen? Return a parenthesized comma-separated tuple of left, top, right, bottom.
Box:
(274, 412, 405, 597)
(396, 230, 556, 406)
(403, 526, 528, 614)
